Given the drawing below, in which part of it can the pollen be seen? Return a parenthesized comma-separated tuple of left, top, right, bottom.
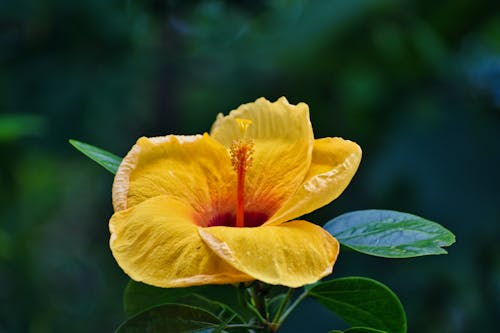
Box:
(230, 140, 254, 173)
(230, 118, 254, 227)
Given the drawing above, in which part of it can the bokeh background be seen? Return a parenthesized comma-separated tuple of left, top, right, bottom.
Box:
(1, 0, 499, 332)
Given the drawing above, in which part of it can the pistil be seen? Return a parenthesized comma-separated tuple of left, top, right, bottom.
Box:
(230, 119, 253, 227)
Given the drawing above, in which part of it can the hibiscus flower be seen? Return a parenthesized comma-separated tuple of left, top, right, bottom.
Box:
(109, 97, 361, 288)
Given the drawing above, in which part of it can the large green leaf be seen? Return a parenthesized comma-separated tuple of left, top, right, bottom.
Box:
(124, 281, 252, 323)
(123, 280, 199, 317)
(69, 139, 122, 174)
(308, 277, 406, 333)
(324, 210, 455, 258)
(115, 303, 223, 333)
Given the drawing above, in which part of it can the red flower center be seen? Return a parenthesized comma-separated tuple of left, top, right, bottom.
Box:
(208, 211, 269, 228)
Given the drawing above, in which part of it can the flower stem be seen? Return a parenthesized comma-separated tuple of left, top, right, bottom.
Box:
(250, 283, 267, 320)
(249, 282, 277, 332)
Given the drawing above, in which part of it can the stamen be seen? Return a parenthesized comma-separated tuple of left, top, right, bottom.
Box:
(230, 119, 253, 227)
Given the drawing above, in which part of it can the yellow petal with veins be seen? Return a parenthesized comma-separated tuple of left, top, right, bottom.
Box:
(199, 221, 339, 287)
(110, 195, 252, 287)
(266, 137, 362, 225)
(112, 134, 236, 226)
(210, 97, 314, 219)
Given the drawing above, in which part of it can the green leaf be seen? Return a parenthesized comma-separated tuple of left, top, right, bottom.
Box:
(309, 277, 406, 333)
(124, 281, 252, 323)
(115, 303, 223, 333)
(324, 210, 455, 258)
(124, 280, 199, 317)
(69, 139, 122, 174)
(192, 285, 254, 322)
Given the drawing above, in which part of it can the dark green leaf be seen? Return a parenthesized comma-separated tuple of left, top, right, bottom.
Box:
(183, 293, 243, 324)
(69, 139, 122, 174)
(192, 284, 253, 321)
(309, 277, 406, 333)
(124, 281, 251, 323)
(324, 210, 455, 258)
(115, 303, 223, 333)
(124, 280, 199, 317)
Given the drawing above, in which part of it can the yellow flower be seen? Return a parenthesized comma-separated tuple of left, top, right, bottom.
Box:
(109, 97, 362, 288)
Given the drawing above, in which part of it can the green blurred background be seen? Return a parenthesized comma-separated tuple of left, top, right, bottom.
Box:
(1, 0, 499, 332)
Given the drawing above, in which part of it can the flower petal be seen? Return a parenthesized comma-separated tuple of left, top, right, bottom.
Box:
(198, 221, 339, 287)
(112, 134, 236, 226)
(109, 195, 252, 287)
(210, 97, 314, 217)
(266, 137, 362, 225)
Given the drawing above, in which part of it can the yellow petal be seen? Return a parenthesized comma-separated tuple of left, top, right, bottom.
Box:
(198, 221, 339, 287)
(112, 134, 236, 225)
(267, 137, 362, 225)
(210, 97, 314, 218)
(109, 195, 252, 287)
